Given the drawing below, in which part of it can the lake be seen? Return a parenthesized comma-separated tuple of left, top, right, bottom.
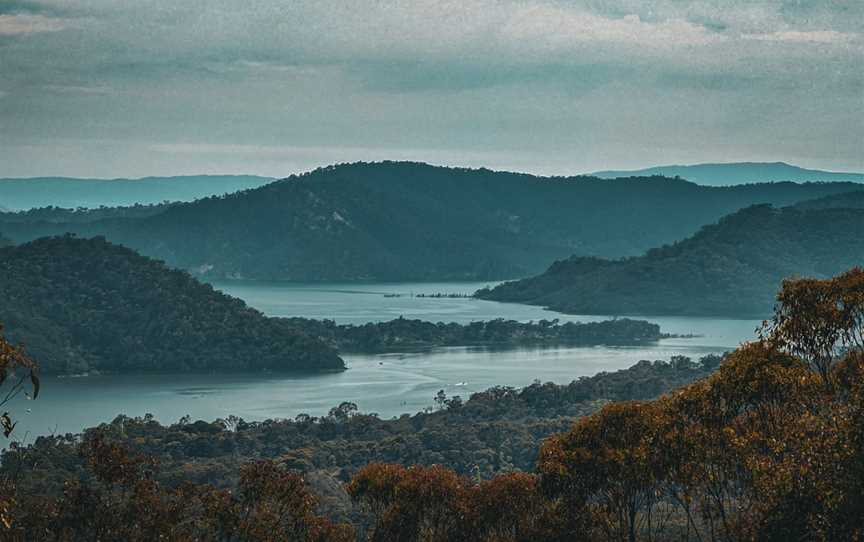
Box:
(8, 281, 761, 444)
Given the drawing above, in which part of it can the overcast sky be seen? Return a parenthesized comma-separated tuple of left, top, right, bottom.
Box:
(1, 0, 862, 178)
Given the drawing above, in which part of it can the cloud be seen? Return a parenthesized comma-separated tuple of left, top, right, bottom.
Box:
(0, 0, 861, 177)
(498, 9, 723, 50)
(0, 13, 67, 34)
(744, 30, 857, 44)
(42, 84, 115, 95)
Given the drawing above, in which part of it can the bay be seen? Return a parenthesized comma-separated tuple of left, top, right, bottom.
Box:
(7, 281, 760, 444)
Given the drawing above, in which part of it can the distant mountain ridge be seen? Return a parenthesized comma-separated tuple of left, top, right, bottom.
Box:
(0, 175, 275, 210)
(591, 162, 864, 186)
(1, 162, 861, 281)
(477, 196, 864, 316)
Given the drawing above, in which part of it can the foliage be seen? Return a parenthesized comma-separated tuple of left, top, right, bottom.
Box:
(1, 162, 858, 281)
(0, 326, 38, 438)
(2, 355, 719, 510)
(0, 326, 38, 529)
(0, 236, 344, 374)
(479, 203, 864, 316)
(286, 316, 664, 351)
(5, 267, 864, 539)
(1, 433, 354, 541)
(761, 267, 864, 382)
(348, 465, 563, 542)
(357, 268, 864, 541)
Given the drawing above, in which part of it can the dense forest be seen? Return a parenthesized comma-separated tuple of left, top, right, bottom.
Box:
(0, 175, 273, 210)
(1, 268, 861, 540)
(286, 317, 664, 351)
(479, 203, 864, 316)
(0, 161, 859, 281)
(0, 236, 344, 374)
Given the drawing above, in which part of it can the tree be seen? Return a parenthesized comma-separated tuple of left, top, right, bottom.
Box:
(2, 435, 354, 541)
(761, 267, 864, 384)
(0, 324, 38, 439)
(538, 401, 669, 542)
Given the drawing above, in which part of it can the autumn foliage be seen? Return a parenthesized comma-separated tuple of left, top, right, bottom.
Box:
(2, 433, 354, 541)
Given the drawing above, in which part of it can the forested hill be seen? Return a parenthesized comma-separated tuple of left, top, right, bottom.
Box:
(0, 236, 344, 374)
(0, 175, 274, 210)
(790, 190, 864, 210)
(592, 161, 864, 186)
(477, 204, 864, 316)
(0, 162, 860, 281)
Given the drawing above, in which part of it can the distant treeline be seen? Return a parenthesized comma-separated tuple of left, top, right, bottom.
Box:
(284, 316, 664, 352)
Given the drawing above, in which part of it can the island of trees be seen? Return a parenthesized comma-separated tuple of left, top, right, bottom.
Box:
(1, 268, 861, 540)
(285, 316, 665, 351)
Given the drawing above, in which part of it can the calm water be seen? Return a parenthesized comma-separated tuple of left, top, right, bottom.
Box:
(8, 281, 761, 444)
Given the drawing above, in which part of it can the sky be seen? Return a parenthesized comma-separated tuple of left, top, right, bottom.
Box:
(0, 0, 862, 178)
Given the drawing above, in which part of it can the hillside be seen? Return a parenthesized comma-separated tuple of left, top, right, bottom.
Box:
(591, 161, 864, 186)
(790, 190, 864, 210)
(1, 162, 860, 282)
(477, 204, 864, 316)
(0, 236, 344, 374)
(0, 175, 274, 210)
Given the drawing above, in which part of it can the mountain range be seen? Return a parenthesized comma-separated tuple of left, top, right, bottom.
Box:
(477, 197, 864, 316)
(591, 161, 864, 186)
(0, 175, 274, 210)
(1, 161, 860, 282)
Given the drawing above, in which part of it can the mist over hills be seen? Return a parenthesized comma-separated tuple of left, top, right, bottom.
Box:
(477, 198, 864, 316)
(0, 175, 274, 210)
(1, 161, 860, 282)
(591, 162, 864, 186)
(0, 236, 344, 375)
